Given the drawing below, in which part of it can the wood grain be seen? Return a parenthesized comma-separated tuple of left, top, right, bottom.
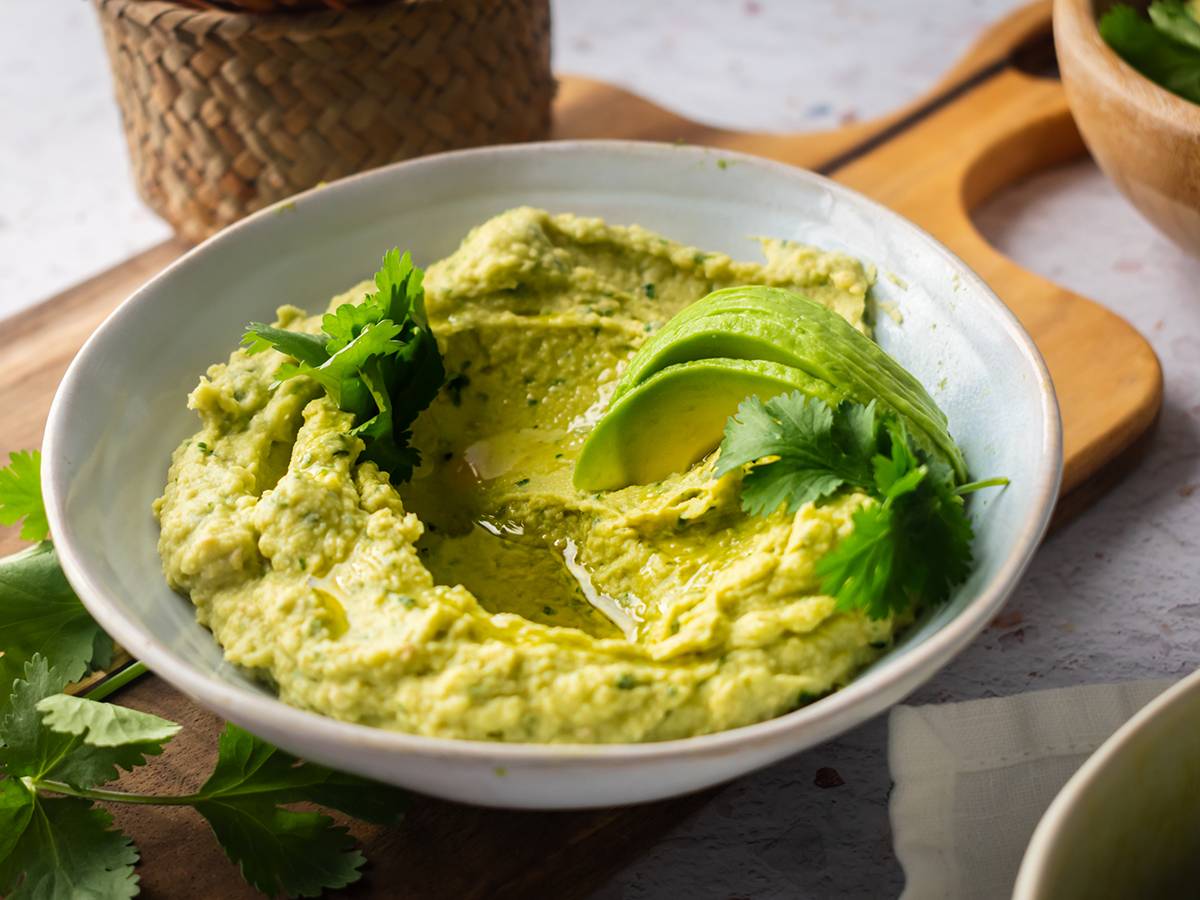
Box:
(0, 2, 1163, 895)
(834, 67, 1163, 497)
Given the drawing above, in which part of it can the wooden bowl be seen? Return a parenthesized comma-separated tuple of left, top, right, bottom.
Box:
(1054, 0, 1200, 254)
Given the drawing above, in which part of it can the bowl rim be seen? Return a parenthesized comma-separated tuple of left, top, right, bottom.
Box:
(1012, 668, 1198, 899)
(1054, 0, 1200, 127)
(42, 138, 1063, 763)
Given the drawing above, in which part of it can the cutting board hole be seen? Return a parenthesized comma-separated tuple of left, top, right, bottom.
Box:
(1009, 30, 1060, 81)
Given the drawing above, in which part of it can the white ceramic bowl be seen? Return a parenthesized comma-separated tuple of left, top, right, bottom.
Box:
(43, 141, 1061, 809)
(1015, 670, 1200, 900)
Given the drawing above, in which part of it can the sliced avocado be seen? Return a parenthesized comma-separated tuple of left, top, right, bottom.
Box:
(614, 312, 819, 388)
(615, 307, 829, 397)
(574, 358, 842, 492)
(613, 286, 965, 481)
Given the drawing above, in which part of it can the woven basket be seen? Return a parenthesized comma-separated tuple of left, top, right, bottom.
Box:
(169, 1, 374, 11)
(93, 0, 554, 241)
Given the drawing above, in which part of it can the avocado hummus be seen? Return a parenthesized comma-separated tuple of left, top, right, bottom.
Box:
(154, 207, 898, 743)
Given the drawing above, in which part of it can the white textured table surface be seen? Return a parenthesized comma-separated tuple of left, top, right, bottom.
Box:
(6, 2, 1200, 898)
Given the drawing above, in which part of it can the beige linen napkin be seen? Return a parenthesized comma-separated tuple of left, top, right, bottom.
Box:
(889, 679, 1173, 900)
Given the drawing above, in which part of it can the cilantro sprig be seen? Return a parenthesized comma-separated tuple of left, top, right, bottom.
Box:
(1150, 0, 1200, 50)
(1, 455, 409, 896)
(0, 451, 47, 543)
(243, 249, 445, 482)
(716, 392, 1006, 619)
(1100, 2, 1200, 104)
(4, 262, 445, 895)
(0, 656, 408, 899)
(714, 394, 881, 516)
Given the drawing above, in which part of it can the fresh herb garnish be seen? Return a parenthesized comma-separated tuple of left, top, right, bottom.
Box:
(0, 453, 113, 690)
(814, 425, 975, 620)
(0, 543, 113, 692)
(0, 449, 407, 896)
(1100, 2, 1200, 104)
(714, 392, 880, 516)
(1150, 0, 1200, 50)
(717, 392, 1006, 619)
(0, 451, 48, 543)
(243, 249, 445, 482)
(0, 656, 408, 899)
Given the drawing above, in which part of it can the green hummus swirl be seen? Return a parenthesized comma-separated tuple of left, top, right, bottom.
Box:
(154, 207, 899, 743)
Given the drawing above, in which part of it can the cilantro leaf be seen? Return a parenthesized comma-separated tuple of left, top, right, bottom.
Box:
(276, 319, 404, 412)
(1100, 4, 1200, 103)
(0, 654, 72, 779)
(36, 693, 180, 747)
(35, 694, 180, 788)
(195, 801, 362, 899)
(888, 467, 974, 607)
(322, 299, 387, 354)
(243, 249, 445, 483)
(1150, 0, 1200, 51)
(0, 797, 139, 900)
(364, 324, 444, 481)
(815, 426, 975, 620)
(195, 724, 407, 823)
(90, 629, 114, 672)
(815, 503, 900, 619)
(0, 543, 112, 691)
(0, 777, 34, 864)
(0, 657, 172, 790)
(715, 393, 879, 516)
(348, 356, 420, 477)
(241, 324, 330, 367)
(347, 252, 444, 479)
(0, 665, 141, 899)
(0, 451, 48, 543)
(832, 399, 880, 465)
(297, 769, 411, 826)
(322, 249, 425, 351)
(0, 656, 403, 898)
(870, 420, 921, 496)
(371, 247, 429, 329)
(198, 722, 333, 797)
(191, 724, 405, 897)
(720, 393, 996, 619)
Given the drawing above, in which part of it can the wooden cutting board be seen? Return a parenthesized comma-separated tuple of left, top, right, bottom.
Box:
(0, 2, 1162, 897)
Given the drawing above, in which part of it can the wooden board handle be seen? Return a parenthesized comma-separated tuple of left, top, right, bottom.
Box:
(832, 63, 1161, 497)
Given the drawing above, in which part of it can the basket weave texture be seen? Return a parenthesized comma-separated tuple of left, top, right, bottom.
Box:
(94, 0, 554, 240)
(169, 1, 376, 11)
